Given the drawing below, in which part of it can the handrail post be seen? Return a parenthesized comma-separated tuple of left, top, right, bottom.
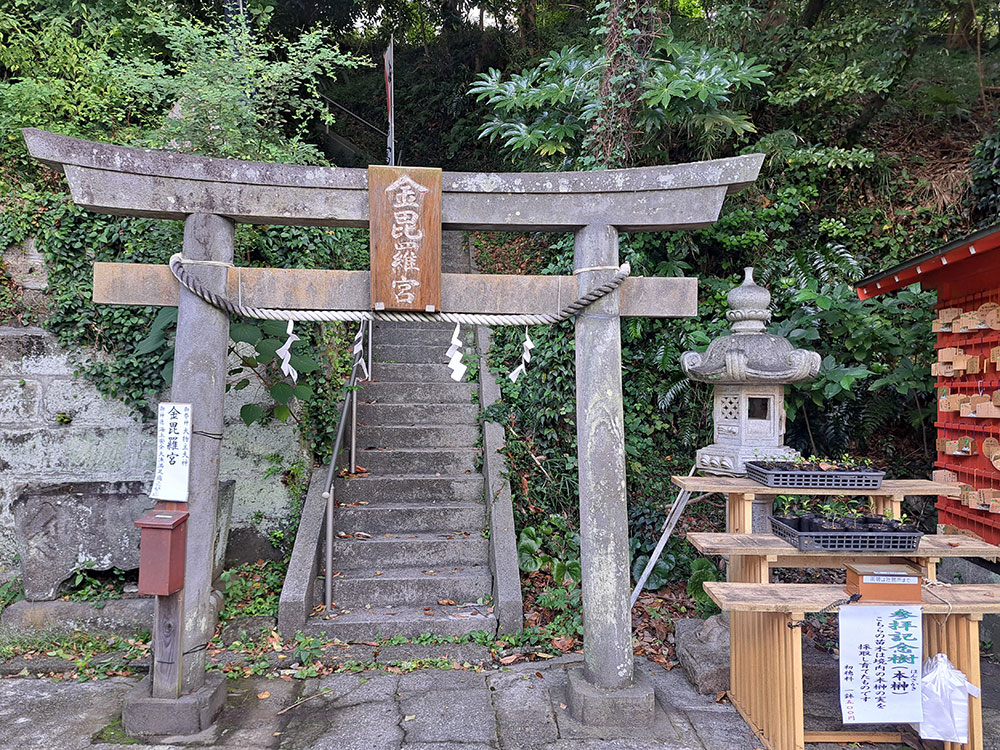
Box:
(350, 390, 357, 476)
(322, 320, 369, 613)
(367, 319, 373, 380)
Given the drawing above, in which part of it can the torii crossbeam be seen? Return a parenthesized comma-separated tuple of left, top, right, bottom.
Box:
(24, 127, 763, 733)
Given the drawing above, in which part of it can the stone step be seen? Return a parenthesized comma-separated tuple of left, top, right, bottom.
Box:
(374, 343, 449, 364)
(327, 566, 492, 607)
(335, 502, 485, 533)
(357, 447, 478, 475)
(304, 604, 497, 641)
(373, 327, 473, 346)
(356, 424, 480, 449)
(359, 381, 476, 404)
(373, 362, 464, 383)
(335, 475, 484, 504)
(373, 321, 452, 333)
(357, 402, 479, 426)
(330, 532, 489, 568)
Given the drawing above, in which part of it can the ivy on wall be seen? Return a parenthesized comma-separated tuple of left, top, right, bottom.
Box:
(0, 192, 369, 461)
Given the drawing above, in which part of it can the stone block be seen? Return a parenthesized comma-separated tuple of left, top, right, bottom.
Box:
(0, 378, 40, 423)
(11, 479, 233, 600)
(0, 427, 133, 475)
(565, 665, 655, 727)
(0, 327, 68, 376)
(212, 479, 235, 580)
(41, 377, 136, 426)
(674, 614, 731, 695)
(940, 558, 1000, 652)
(0, 597, 153, 635)
(675, 614, 839, 696)
(122, 672, 227, 737)
(398, 682, 497, 744)
(13, 481, 155, 600)
(2, 238, 47, 290)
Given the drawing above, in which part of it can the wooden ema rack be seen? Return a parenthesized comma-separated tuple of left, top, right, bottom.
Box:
(673, 475, 999, 750)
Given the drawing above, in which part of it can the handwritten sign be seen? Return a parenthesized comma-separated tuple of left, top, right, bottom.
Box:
(150, 402, 192, 502)
(840, 605, 922, 724)
(369, 165, 442, 312)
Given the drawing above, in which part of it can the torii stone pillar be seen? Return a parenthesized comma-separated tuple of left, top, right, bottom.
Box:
(573, 225, 632, 690)
(23, 127, 763, 733)
(171, 215, 233, 693)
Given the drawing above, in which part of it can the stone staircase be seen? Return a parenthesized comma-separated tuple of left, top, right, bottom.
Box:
(316, 234, 497, 640)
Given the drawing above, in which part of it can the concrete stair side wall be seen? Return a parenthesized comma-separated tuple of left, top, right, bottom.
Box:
(476, 324, 524, 634)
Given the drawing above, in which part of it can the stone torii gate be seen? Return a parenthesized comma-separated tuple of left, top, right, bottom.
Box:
(24, 128, 762, 733)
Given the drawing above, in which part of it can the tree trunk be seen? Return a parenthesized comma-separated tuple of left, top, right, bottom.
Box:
(845, 42, 920, 144)
(519, 0, 537, 49)
(946, 1, 975, 50)
(799, 0, 826, 29)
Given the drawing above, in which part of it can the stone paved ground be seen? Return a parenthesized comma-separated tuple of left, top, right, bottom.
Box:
(0, 655, 996, 749)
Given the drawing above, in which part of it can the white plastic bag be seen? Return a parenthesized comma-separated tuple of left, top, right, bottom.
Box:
(918, 653, 981, 744)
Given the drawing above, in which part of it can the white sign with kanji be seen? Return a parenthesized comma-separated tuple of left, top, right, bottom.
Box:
(150, 402, 192, 501)
(839, 605, 923, 724)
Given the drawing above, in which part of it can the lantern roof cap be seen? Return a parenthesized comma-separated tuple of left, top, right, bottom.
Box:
(681, 268, 820, 384)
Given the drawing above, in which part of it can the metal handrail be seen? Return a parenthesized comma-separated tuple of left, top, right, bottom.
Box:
(322, 319, 373, 612)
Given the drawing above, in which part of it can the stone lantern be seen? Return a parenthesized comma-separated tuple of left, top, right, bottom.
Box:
(681, 268, 821, 475)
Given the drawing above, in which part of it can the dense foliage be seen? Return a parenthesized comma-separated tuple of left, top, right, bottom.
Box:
(1, 0, 998, 597)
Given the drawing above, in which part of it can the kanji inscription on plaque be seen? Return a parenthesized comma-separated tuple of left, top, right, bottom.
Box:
(369, 165, 442, 312)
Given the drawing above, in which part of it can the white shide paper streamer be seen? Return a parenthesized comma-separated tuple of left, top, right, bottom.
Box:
(275, 320, 300, 383)
(446, 323, 467, 381)
(508, 327, 535, 382)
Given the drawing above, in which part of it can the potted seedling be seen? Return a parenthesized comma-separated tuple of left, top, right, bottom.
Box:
(746, 453, 885, 490)
(772, 495, 802, 530)
(769, 495, 923, 552)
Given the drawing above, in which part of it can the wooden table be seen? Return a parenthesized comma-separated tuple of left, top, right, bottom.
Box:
(688, 532, 999, 583)
(672, 476, 988, 749)
(703, 581, 1000, 750)
(671, 476, 960, 536)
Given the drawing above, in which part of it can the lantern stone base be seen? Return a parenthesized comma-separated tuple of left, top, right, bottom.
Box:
(565, 666, 655, 727)
(122, 673, 227, 738)
(695, 444, 799, 476)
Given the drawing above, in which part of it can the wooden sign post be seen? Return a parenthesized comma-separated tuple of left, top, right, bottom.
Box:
(369, 166, 442, 312)
(24, 127, 763, 734)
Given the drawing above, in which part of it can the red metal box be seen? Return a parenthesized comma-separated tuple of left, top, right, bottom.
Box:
(135, 510, 189, 596)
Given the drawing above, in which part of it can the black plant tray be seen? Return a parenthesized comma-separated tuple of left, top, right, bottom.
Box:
(746, 461, 885, 490)
(769, 516, 922, 553)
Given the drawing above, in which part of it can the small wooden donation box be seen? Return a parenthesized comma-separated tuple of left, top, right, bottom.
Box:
(845, 563, 922, 603)
(135, 510, 189, 596)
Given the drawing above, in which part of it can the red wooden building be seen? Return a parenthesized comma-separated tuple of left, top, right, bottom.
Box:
(857, 222, 1000, 544)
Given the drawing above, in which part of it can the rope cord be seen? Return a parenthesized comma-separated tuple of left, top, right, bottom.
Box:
(168, 254, 630, 326)
(787, 593, 862, 629)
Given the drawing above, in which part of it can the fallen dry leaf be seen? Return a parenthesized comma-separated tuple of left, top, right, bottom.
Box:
(257, 691, 271, 700)
(551, 636, 575, 652)
(498, 654, 523, 665)
(437, 599, 456, 606)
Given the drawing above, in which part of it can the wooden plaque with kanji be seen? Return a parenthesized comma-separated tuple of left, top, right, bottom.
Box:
(369, 165, 442, 312)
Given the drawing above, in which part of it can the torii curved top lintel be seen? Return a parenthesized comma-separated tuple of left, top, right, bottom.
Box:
(23, 128, 763, 232)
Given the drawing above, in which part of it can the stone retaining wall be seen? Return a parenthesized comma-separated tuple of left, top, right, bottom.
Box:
(0, 325, 304, 580)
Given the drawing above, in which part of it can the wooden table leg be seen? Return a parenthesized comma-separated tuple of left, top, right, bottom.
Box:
(924, 612, 984, 750)
(728, 492, 754, 534)
(871, 494, 902, 519)
(729, 553, 768, 583)
(728, 609, 804, 750)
